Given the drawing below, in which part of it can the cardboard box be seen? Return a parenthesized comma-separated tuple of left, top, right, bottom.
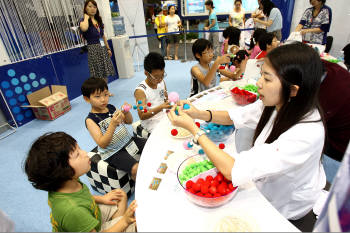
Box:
(22, 85, 71, 120)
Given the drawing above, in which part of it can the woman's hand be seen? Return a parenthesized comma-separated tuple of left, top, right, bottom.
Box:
(167, 105, 198, 135)
(122, 200, 137, 225)
(177, 100, 201, 119)
(100, 189, 127, 205)
(160, 101, 172, 110)
(204, 26, 209, 31)
(107, 49, 112, 57)
(84, 13, 90, 21)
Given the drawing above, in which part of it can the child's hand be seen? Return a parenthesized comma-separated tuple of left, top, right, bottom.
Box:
(160, 101, 172, 110)
(111, 110, 125, 126)
(122, 200, 137, 225)
(216, 54, 230, 64)
(101, 189, 127, 205)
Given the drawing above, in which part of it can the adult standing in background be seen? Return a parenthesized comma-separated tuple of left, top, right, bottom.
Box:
(253, 0, 283, 41)
(204, 0, 220, 57)
(294, 0, 332, 45)
(229, 0, 245, 29)
(251, 0, 266, 29)
(155, 7, 168, 58)
(165, 5, 181, 60)
(80, 0, 115, 86)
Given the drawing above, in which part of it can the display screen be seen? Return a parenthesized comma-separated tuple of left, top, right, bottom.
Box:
(184, 0, 259, 16)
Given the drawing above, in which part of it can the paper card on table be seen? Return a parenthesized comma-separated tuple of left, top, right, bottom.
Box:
(164, 150, 174, 160)
(157, 163, 168, 174)
(149, 177, 162, 190)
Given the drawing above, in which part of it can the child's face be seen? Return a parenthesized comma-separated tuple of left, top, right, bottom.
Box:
(197, 47, 214, 63)
(68, 144, 90, 178)
(256, 59, 284, 111)
(145, 69, 166, 85)
(267, 37, 279, 51)
(85, 89, 109, 110)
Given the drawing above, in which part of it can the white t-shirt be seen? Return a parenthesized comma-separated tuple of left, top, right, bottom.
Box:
(228, 100, 326, 220)
(165, 14, 181, 33)
(253, 8, 266, 29)
(134, 80, 167, 133)
(229, 8, 245, 29)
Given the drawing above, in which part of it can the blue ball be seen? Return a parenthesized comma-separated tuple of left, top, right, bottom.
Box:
(139, 106, 144, 110)
(187, 142, 193, 148)
(198, 149, 204, 154)
(138, 100, 142, 104)
(133, 105, 137, 109)
(183, 104, 190, 110)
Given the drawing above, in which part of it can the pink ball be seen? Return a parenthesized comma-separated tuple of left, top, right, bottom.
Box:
(122, 105, 131, 112)
(168, 92, 180, 103)
(229, 65, 236, 72)
(183, 140, 190, 150)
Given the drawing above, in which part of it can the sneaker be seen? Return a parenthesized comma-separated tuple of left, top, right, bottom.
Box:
(159, 43, 161, 48)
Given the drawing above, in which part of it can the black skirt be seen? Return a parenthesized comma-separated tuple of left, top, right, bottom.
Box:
(87, 43, 116, 78)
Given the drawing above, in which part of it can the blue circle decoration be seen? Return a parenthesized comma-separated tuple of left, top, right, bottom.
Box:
(15, 86, 23, 94)
(26, 91, 32, 95)
(5, 90, 13, 97)
(18, 95, 26, 102)
(7, 69, 15, 77)
(24, 110, 32, 118)
(20, 75, 28, 83)
(16, 114, 24, 121)
(9, 98, 17, 106)
(1, 81, 10, 89)
(12, 107, 20, 114)
(32, 81, 39, 88)
(11, 78, 19, 86)
(29, 73, 36, 79)
(40, 78, 47, 85)
(24, 83, 31, 91)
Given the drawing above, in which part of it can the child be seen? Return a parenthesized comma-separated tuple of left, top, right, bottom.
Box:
(249, 28, 267, 59)
(190, 38, 230, 97)
(222, 26, 242, 55)
(24, 132, 137, 232)
(134, 52, 171, 136)
(255, 32, 278, 59)
(169, 42, 326, 222)
(82, 77, 146, 181)
(219, 50, 249, 81)
(221, 27, 230, 56)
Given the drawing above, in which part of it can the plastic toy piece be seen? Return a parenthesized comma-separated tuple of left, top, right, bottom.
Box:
(133, 105, 137, 110)
(139, 106, 144, 110)
(219, 143, 225, 149)
(187, 141, 193, 148)
(183, 104, 190, 110)
(138, 100, 142, 104)
(175, 106, 180, 115)
(147, 102, 152, 107)
(171, 129, 178, 136)
(144, 109, 148, 113)
(183, 140, 190, 150)
(195, 122, 200, 128)
(198, 149, 204, 154)
(168, 92, 180, 103)
(122, 105, 131, 112)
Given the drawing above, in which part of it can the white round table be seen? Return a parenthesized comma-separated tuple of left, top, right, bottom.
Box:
(135, 84, 300, 232)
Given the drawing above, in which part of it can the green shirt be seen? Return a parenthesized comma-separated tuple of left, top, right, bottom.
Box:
(48, 181, 101, 232)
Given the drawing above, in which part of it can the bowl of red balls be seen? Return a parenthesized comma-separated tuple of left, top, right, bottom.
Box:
(230, 87, 257, 106)
(177, 154, 238, 208)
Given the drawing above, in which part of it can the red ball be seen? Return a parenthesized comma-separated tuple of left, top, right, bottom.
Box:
(171, 129, 178, 136)
(186, 180, 194, 189)
(147, 102, 151, 107)
(204, 193, 212, 198)
(210, 179, 219, 187)
(193, 183, 201, 192)
(219, 143, 225, 149)
(228, 183, 234, 191)
(218, 185, 226, 195)
(201, 184, 209, 194)
(195, 122, 200, 128)
(216, 173, 224, 183)
(144, 109, 148, 113)
(205, 175, 213, 183)
(197, 178, 205, 184)
(209, 185, 217, 195)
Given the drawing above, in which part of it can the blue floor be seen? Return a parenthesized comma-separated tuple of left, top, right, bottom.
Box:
(0, 60, 340, 231)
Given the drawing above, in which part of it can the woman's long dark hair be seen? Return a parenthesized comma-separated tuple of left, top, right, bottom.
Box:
(225, 26, 241, 46)
(249, 28, 267, 50)
(252, 42, 325, 146)
(84, 0, 104, 29)
(260, 0, 275, 17)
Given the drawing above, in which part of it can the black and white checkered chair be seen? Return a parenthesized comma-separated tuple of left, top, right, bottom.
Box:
(86, 147, 140, 198)
(132, 120, 150, 139)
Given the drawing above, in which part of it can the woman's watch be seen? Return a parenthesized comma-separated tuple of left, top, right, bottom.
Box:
(193, 129, 206, 145)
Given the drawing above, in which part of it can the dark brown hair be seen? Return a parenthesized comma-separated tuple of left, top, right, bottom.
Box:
(84, 0, 104, 29)
(252, 42, 325, 145)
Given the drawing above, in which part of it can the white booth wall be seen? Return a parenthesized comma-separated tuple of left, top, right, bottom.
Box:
(291, 0, 350, 58)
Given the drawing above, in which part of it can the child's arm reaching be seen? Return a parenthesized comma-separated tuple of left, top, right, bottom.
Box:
(86, 110, 125, 149)
(191, 55, 230, 87)
(134, 89, 171, 120)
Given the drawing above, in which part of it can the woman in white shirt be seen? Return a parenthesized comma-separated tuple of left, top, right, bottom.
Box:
(228, 0, 245, 29)
(165, 5, 182, 60)
(168, 42, 326, 223)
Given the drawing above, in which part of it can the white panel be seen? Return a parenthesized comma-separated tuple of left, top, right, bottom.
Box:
(290, 1, 350, 58)
(118, 0, 149, 67)
(96, 0, 113, 39)
(0, 38, 10, 66)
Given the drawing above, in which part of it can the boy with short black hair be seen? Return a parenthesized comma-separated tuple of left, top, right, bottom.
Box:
(82, 77, 146, 181)
(134, 52, 171, 137)
(24, 132, 137, 232)
(190, 38, 230, 96)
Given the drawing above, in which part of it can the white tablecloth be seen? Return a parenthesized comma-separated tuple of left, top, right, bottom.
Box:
(135, 85, 300, 232)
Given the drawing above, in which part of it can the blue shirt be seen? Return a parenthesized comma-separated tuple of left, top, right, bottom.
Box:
(79, 19, 104, 45)
(299, 5, 332, 45)
(209, 11, 219, 30)
(267, 8, 283, 33)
